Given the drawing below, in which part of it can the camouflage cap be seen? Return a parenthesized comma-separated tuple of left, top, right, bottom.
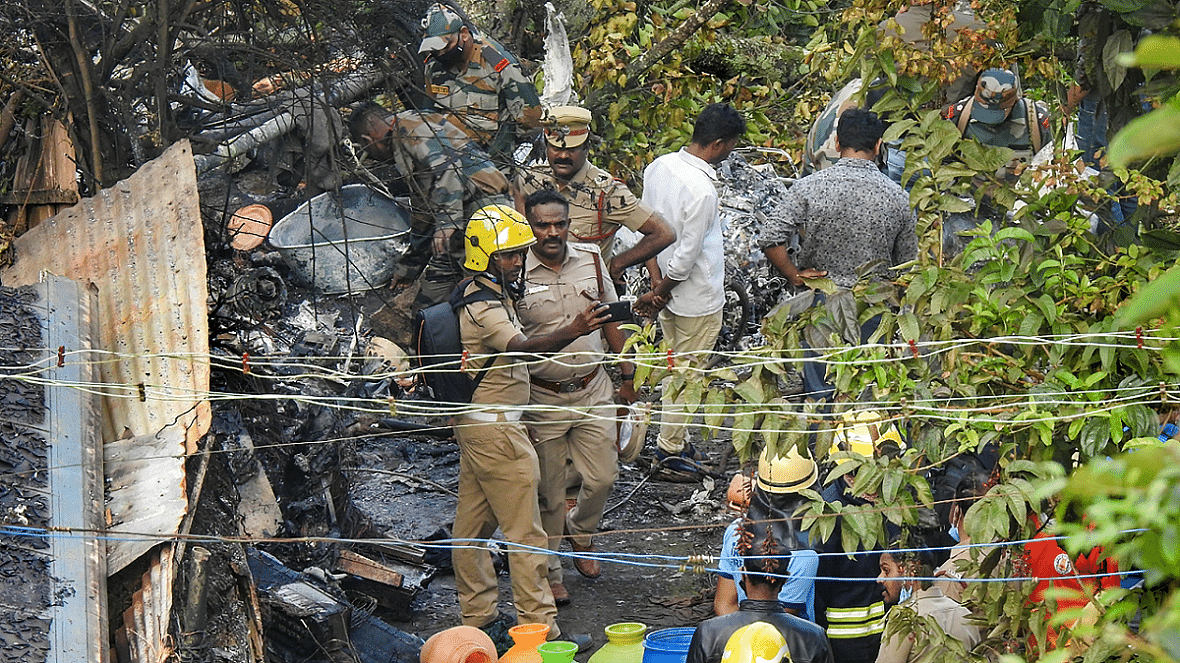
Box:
(542, 105, 592, 148)
(971, 68, 1019, 125)
(419, 4, 464, 54)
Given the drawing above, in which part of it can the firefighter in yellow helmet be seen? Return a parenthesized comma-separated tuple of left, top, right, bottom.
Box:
(814, 410, 908, 663)
(452, 204, 608, 650)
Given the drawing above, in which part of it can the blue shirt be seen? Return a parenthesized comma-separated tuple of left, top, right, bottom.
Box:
(718, 519, 819, 622)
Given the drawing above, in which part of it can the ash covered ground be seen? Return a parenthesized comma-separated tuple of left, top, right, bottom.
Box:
(176, 149, 794, 662)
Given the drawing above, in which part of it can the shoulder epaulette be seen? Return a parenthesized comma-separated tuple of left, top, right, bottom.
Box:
(479, 38, 516, 75)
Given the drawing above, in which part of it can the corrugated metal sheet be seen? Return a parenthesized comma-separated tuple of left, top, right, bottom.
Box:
(104, 430, 187, 574)
(1, 139, 211, 453)
(1, 140, 209, 574)
(115, 547, 174, 663)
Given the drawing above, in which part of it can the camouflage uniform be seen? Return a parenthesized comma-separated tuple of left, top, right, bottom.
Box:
(425, 33, 543, 160)
(941, 70, 1054, 162)
(804, 78, 867, 174)
(515, 161, 655, 264)
(385, 109, 511, 307)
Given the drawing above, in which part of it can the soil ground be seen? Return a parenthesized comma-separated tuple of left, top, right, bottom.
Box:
(352, 426, 742, 650)
(185, 179, 758, 660)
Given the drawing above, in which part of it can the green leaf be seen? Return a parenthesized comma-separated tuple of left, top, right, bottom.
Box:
(1097, 0, 1149, 13)
(878, 49, 897, 86)
(882, 119, 916, 143)
(937, 194, 975, 213)
(1109, 408, 1125, 445)
(994, 227, 1035, 244)
(926, 121, 963, 162)
(1116, 34, 1180, 69)
(898, 311, 919, 343)
(827, 291, 860, 345)
(1115, 264, 1180, 326)
(703, 387, 728, 436)
(682, 378, 703, 414)
(734, 372, 765, 404)
(732, 411, 756, 458)
(959, 141, 1016, 173)
(1033, 293, 1059, 325)
(1108, 101, 1180, 168)
(882, 468, 902, 504)
(1102, 29, 1134, 92)
(1140, 228, 1180, 251)
(1080, 416, 1109, 458)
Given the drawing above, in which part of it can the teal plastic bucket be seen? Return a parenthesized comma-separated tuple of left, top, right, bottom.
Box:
(641, 627, 695, 663)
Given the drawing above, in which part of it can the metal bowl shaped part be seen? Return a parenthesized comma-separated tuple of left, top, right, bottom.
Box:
(269, 185, 412, 294)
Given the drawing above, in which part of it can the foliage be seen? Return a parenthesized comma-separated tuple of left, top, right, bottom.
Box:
(1108, 35, 1180, 169)
(1054, 444, 1180, 663)
(571, 0, 822, 182)
(613, 0, 1180, 660)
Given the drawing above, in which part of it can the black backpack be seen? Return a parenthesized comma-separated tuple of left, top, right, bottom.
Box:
(412, 278, 502, 406)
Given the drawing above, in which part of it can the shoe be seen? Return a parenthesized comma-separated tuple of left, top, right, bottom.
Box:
(555, 632, 594, 654)
(652, 444, 709, 482)
(550, 580, 571, 606)
(568, 539, 602, 579)
(478, 613, 516, 657)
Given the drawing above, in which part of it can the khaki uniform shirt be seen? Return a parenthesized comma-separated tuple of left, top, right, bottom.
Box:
(459, 277, 530, 406)
(516, 161, 655, 262)
(424, 34, 542, 147)
(875, 587, 981, 663)
(516, 243, 616, 382)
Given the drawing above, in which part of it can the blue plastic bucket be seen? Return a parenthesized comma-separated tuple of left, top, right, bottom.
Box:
(642, 627, 695, 663)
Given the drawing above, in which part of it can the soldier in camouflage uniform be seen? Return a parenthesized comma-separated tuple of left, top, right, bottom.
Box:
(941, 68, 1054, 173)
(418, 4, 543, 163)
(803, 79, 881, 174)
(514, 106, 674, 290)
(349, 103, 510, 309)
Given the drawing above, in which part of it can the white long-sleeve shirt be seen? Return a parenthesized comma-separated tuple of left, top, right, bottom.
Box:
(642, 147, 725, 317)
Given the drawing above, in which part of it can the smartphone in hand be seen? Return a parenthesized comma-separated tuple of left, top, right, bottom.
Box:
(598, 300, 633, 324)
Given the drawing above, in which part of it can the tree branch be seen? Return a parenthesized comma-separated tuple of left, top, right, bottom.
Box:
(586, 0, 731, 109)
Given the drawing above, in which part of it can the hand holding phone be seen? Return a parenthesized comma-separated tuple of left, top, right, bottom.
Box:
(598, 300, 633, 324)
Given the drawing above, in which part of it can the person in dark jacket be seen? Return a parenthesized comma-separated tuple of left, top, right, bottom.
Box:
(812, 412, 905, 663)
(687, 513, 834, 663)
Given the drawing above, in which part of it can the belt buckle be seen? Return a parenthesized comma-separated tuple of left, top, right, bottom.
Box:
(560, 381, 578, 393)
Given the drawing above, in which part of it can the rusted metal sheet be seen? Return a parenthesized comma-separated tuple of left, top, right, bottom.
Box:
(116, 547, 174, 663)
(1, 139, 212, 455)
(1, 140, 209, 575)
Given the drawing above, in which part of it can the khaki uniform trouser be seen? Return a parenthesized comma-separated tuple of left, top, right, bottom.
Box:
(453, 417, 559, 634)
(656, 309, 724, 454)
(525, 370, 618, 584)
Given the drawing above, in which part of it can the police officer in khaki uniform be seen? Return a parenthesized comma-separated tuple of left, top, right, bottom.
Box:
(455, 205, 607, 648)
(515, 106, 675, 290)
(516, 189, 638, 605)
(418, 4, 543, 161)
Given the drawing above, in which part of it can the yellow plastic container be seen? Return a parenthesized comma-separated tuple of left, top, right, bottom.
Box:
(588, 622, 648, 663)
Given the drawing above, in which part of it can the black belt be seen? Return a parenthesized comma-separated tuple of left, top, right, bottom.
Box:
(530, 367, 600, 394)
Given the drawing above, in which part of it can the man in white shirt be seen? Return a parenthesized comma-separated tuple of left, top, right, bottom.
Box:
(636, 103, 746, 478)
